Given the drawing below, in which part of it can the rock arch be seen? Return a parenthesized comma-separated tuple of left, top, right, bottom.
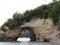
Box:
(20, 26, 36, 41)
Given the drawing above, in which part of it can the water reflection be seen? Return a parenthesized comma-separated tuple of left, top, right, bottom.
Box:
(0, 42, 55, 45)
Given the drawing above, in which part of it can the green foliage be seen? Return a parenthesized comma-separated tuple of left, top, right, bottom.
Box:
(13, 12, 23, 26)
(57, 19, 60, 31)
(1, 1, 60, 31)
(1, 19, 16, 29)
(24, 10, 33, 22)
(1, 26, 7, 32)
(1, 12, 24, 30)
(49, 1, 60, 24)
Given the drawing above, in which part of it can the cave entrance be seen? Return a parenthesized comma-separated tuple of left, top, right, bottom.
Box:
(20, 27, 36, 41)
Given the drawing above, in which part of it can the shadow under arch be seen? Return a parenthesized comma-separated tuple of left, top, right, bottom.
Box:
(20, 26, 36, 41)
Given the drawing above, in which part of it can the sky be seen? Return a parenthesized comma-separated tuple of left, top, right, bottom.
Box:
(0, 0, 52, 27)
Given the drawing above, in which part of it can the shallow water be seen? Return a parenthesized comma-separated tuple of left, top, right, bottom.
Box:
(0, 42, 57, 45)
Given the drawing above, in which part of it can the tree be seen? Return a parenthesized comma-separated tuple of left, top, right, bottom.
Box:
(1, 1, 60, 31)
(2, 19, 16, 29)
(57, 19, 60, 31)
(24, 10, 33, 22)
(13, 12, 23, 26)
(50, 2, 60, 24)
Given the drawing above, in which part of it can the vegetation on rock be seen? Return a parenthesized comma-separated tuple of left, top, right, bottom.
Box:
(1, 1, 60, 31)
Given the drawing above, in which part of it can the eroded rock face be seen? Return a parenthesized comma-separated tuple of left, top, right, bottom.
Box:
(21, 18, 58, 41)
(1, 18, 58, 42)
(4, 28, 21, 39)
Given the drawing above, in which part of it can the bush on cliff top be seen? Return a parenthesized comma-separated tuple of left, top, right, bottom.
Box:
(1, 1, 60, 31)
